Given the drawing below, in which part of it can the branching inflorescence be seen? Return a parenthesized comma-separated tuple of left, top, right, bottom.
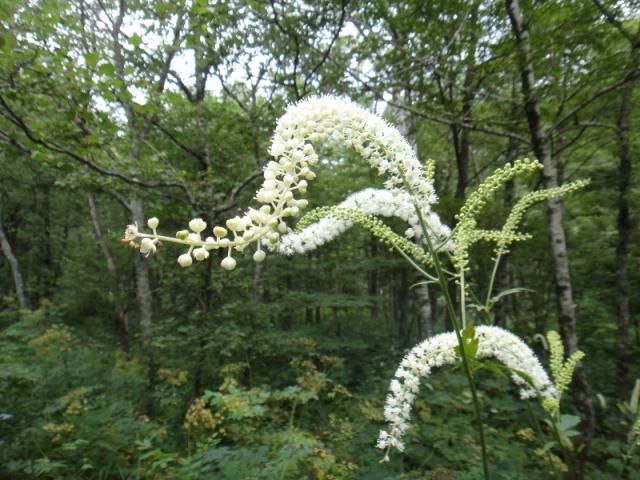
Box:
(122, 96, 446, 269)
(121, 95, 589, 474)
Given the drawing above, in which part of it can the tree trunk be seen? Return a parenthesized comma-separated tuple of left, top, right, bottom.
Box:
(129, 200, 153, 356)
(494, 80, 520, 328)
(415, 278, 435, 338)
(392, 91, 436, 337)
(87, 194, 129, 351)
(0, 210, 28, 309)
(506, 0, 595, 465)
(614, 41, 638, 399)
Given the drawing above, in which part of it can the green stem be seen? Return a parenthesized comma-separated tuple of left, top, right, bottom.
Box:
(525, 402, 562, 480)
(484, 254, 502, 312)
(460, 270, 467, 329)
(549, 413, 575, 480)
(411, 200, 490, 480)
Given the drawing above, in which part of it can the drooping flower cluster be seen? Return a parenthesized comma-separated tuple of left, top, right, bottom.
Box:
(123, 96, 444, 270)
(376, 326, 557, 456)
(274, 188, 452, 256)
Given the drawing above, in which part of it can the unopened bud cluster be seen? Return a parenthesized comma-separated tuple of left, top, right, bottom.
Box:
(543, 331, 585, 413)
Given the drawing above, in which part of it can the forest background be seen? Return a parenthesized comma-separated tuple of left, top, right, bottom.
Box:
(0, 0, 639, 478)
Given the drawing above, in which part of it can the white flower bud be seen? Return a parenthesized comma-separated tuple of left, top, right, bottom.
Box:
(283, 174, 294, 185)
(213, 226, 228, 238)
(177, 253, 192, 267)
(140, 238, 156, 256)
(260, 205, 271, 215)
(253, 250, 266, 263)
(193, 248, 209, 261)
(187, 233, 200, 243)
(124, 224, 138, 241)
(189, 218, 207, 233)
(297, 199, 309, 209)
(278, 221, 288, 233)
(248, 209, 262, 223)
(298, 180, 308, 193)
(220, 256, 237, 271)
(226, 218, 240, 231)
(147, 217, 159, 230)
(257, 189, 277, 203)
(270, 141, 285, 157)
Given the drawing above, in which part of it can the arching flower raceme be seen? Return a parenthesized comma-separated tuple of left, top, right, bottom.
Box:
(274, 188, 453, 256)
(122, 96, 449, 269)
(376, 326, 557, 456)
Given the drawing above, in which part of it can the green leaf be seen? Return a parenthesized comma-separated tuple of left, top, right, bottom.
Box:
(557, 414, 581, 435)
(98, 63, 115, 77)
(129, 33, 142, 47)
(491, 287, 535, 304)
(84, 51, 99, 67)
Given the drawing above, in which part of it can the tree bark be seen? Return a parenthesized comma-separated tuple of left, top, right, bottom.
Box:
(506, 0, 595, 464)
(87, 194, 129, 351)
(0, 210, 28, 309)
(129, 200, 154, 358)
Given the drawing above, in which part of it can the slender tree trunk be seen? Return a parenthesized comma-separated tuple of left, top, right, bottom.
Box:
(495, 83, 520, 328)
(368, 236, 379, 318)
(0, 211, 28, 309)
(614, 42, 638, 399)
(506, 0, 595, 465)
(87, 195, 129, 351)
(415, 279, 434, 338)
(129, 200, 153, 356)
(393, 91, 436, 337)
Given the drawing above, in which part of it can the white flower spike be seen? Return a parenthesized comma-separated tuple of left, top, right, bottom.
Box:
(377, 326, 557, 455)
